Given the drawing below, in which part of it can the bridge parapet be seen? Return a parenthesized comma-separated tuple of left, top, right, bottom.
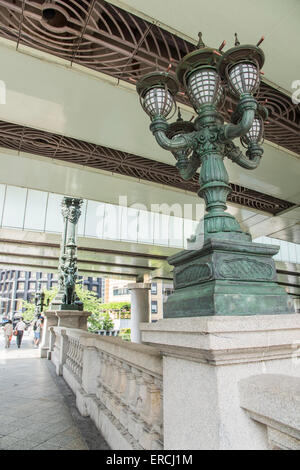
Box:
(50, 327, 163, 450)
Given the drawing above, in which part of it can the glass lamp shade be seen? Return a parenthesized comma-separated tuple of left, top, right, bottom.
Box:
(142, 87, 174, 118)
(228, 62, 260, 96)
(187, 68, 223, 109)
(241, 118, 263, 145)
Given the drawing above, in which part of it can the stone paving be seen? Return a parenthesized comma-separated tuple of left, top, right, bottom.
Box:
(0, 330, 109, 450)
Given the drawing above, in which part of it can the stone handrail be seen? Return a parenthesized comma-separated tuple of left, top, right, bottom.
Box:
(51, 327, 163, 450)
(239, 374, 300, 450)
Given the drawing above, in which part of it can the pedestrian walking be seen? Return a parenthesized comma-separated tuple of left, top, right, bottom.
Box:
(3, 320, 13, 348)
(33, 315, 43, 348)
(14, 317, 26, 349)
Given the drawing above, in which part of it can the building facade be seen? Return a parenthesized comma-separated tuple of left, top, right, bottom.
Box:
(104, 278, 174, 321)
(0, 269, 104, 318)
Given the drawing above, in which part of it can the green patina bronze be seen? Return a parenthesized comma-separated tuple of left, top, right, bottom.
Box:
(137, 33, 294, 317)
(51, 197, 84, 311)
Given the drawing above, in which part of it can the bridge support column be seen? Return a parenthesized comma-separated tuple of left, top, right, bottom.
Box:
(128, 283, 151, 343)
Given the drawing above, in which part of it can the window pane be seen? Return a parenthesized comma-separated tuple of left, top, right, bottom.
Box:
(0, 184, 6, 224)
(153, 212, 169, 246)
(2, 186, 27, 228)
(24, 189, 48, 231)
(103, 203, 121, 240)
(138, 209, 154, 244)
(169, 216, 183, 248)
(77, 199, 87, 236)
(45, 193, 64, 233)
(120, 207, 138, 242)
(85, 200, 105, 238)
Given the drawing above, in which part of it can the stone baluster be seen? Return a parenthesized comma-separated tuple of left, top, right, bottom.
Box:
(139, 376, 163, 449)
(96, 352, 106, 401)
(119, 365, 135, 429)
(127, 367, 144, 442)
(102, 354, 113, 409)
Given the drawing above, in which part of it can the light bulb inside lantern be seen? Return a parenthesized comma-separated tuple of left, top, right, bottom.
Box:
(242, 118, 263, 145)
(143, 87, 173, 118)
(187, 68, 223, 109)
(228, 62, 259, 96)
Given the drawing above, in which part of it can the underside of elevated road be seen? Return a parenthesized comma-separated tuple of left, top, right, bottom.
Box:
(0, 0, 298, 244)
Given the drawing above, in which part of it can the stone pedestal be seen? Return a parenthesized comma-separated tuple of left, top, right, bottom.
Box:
(165, 238, 294, 318)
(56, 310, 90, 330)
(39, 310, 58, 358)
(140, 314, 300, 450)
(49, 289, 64, 311)
(128, 283, 151, 343)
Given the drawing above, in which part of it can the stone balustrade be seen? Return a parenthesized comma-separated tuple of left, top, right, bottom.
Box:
(47, 313, 300, 450)
(239, 374, 300, 450)
(50, 327, 163, 450)
(65, 336, 84, 383)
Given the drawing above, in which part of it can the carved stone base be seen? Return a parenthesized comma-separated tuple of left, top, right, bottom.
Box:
(56, 310, 90, 330)
(164, 238, 294, 317)
(60, 303, 83, 311)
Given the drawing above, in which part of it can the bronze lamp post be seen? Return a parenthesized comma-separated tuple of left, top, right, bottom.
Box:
(136, 33, 293, 317)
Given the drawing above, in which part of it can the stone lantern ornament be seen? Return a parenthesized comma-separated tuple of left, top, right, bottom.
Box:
(137, 33, 294, 317)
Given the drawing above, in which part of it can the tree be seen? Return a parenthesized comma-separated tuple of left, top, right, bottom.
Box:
(22, 286, 58, 322)
(22, 300, 35, 323)
(75, 283, 105, 332)
(20, 282, 122, 333)
(99, 301, 131, 318)
(101, 312, 114, 331)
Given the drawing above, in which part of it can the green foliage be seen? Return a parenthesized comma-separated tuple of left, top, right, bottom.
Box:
(99, 301, 131, 318)
(21, 286, 58, 323)
(101, 312, 114, 331)
(75, 283, 105, 332)
(75, 284, 103, 316)
(118, 328, 131, 341)
(21, 301, 35, 323)
(20, 282, 129, 333)
(44, 287, 58, 307)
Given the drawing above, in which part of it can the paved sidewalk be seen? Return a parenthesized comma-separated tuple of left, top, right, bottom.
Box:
(0, 331, 109, 450)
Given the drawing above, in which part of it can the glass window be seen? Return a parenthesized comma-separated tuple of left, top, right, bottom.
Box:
(169, 216, 183, 248)
(0, 184, 6, 224)
(85, 200, 105, 238)
(184, 219, 199, 249)
(17, 282, 25, 290)
(151, 300, 158, 314)
(103, 203, 121, 240)
(113, 288, 129, 296)
(137, 209, 154, 244)
(45, 193, 64, 233)
(24, 189, 48, 231)
(153, 212, 169, 246)
(151, 283, 157, 295)
(29, 282, 36, 290)
(77, 199, 87, 236)
(2, 186, 27, 229)
(120, 206, 138, 242)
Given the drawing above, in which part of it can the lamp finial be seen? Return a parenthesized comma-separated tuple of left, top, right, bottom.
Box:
(177, 107, 183, 122)
(197, 32, 206, 49)
(234, 33, 240, 46)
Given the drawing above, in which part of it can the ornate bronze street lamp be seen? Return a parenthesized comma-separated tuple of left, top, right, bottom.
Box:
(34, 282, 45, 317)
(136, 34, 293, 317)
(51, 197, 83, 311)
